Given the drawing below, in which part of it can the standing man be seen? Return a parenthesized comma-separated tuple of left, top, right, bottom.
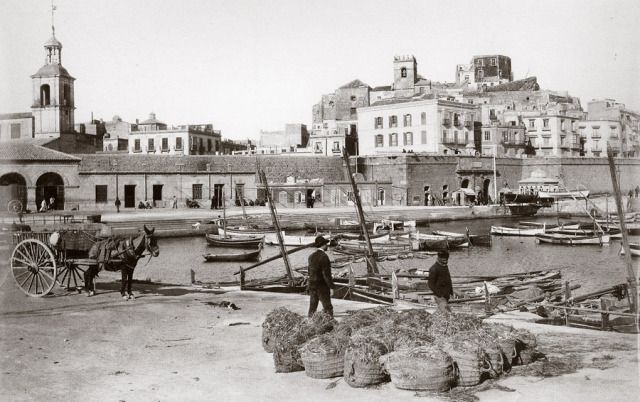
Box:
(307, 235, 334, 317)
(428, 249, 455, 313)
(172, 195, 178, 209)
(49, 196, 55, 210)
(115, 197, 121, 213)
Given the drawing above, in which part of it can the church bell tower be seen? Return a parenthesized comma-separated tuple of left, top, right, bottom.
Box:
(31, 4, 75, 138)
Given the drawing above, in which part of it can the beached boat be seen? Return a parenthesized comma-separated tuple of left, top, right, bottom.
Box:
(537, 190, 590, 199)
(490, 225, 545, 236)
(338, 230, 391, 242)
(414, 232, 469, 249)
(203, 244, 262, 262)
(334, 239, 414, 256)
(506, 203, 543, 216)
(205, 234, 263, 248)
(535, 233, 610, 245)
(304, 219, 375, 234)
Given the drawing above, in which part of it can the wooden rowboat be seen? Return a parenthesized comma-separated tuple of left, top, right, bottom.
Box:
(205, 234, 263, 248)
(218, 228, 280, 238)
(620, 243, 640, 257)
(203, 244, 262, 262)
(535, 233, 610, 245)
(432, 230, 492, 247)
(490, 225, 545, 236)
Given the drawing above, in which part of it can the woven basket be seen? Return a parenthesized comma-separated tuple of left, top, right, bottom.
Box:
(446, 348, 483, 387)
(482, 341, 504, 378)
(497, 338, 517, 370)
(343, 346, 389, 388)
(382, 346, 455, 391)
(515, 344, 536, 365)
(299, 349, 344, 379)
(273, 346, 304, 373)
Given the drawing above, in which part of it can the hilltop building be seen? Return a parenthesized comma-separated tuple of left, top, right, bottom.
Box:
(456, 55, 513, 90)
(578, 99, 640, 157)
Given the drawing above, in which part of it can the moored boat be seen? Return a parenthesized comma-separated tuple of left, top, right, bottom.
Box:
(218, 227, 280, 238)
(203, 244, 262, 262)
(537, 190, 589, 199)
(535, 233, 610, 245)
(490, 225, 545, 236)
(432, 230, 492, 247)
(205, 234, 263, 248)
(264, 233, 327, 246)
(620, 243, 640, 257)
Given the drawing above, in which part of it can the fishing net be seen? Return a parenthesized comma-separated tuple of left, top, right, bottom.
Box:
(271, 311, 337, 373)
(427, 311, 483, 338)
(299, 332, 349, 379)
(334, 307, 395, 337)
(381, 345, 456, 391)
(261, 307, 304, 353)
(343, 333, 390, 388)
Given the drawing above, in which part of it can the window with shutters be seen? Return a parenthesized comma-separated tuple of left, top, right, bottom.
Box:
(389, 115, 397, 128)
(374, 117, 383, 129)
(148, 138, 154, 151)
(375, 134, 383, 147)
(389, 133, 398, 147)
(95, 185, 108, 203)
(404, 132, 413, 146)
(421, 130, 427, 144)
(421, 112, 426, 125)
(192, 184, 203, 200)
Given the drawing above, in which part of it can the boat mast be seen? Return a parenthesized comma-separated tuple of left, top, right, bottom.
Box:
(259, 169, 294, 285)
(493, 144, 497, 204)
(606, 147, 638, 314)
(222, 189, 227, 239)
(342, 147, 379, 275)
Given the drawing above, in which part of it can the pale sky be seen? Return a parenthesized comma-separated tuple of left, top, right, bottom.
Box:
(1, 0, 639, 140)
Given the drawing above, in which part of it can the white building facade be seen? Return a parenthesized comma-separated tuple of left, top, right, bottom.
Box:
(357, 98, 478, 155)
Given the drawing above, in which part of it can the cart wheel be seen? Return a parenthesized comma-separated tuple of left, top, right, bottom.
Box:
(56, 260, 86, 291)
(7, 200, 22, 213)
(11, 239, 56, 297)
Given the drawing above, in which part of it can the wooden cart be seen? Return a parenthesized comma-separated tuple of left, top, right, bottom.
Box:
(10, 229, 103, 297)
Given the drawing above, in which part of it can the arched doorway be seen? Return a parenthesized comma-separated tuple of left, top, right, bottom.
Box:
(461, 178, 469, 189)
(36, 173, 65, 211)
(482, 178, 491, 205)
(377, 188, 385, 206)
(0, 173, 28, 212)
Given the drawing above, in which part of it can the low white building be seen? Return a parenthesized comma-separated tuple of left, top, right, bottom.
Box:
(356, 97, 478, 155)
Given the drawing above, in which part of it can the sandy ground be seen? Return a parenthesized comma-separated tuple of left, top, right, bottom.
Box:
(0, 276, 638, 402)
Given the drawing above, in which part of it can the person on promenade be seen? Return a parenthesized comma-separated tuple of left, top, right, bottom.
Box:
(49, 196, 55, 210)
(115, 197, 121, 213)
(428, 249, 455, 313)
(211, 194, 217, 209)
(172, 195, 178, 209)
(307, 235, 334, 317)
(39, 199, 48, 212)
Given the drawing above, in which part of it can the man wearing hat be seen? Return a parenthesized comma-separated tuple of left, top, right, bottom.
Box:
(307, 235, 334, 317)
(428, 249, 454, 313)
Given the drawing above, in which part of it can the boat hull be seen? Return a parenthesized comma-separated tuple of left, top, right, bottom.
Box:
(205, 234, 263, 248)
(535, 233, 610, 245)
(490, 225, 545, 236)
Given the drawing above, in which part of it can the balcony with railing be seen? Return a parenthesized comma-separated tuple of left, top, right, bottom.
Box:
(464, 121, 473, 129)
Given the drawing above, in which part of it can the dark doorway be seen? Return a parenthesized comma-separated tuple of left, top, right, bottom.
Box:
(423, 185, 431, 206)
(461, 179, 469, 188)
(235, 184, 245, 206)
(124, 185, 136, 208)
(483, 179, 491, 204)
(213, 184, 224, 208)
(0, 173, 28, 212)
(152, 185, 163, 206)
(36, 172, 64, 210)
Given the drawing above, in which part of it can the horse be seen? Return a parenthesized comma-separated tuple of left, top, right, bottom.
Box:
(84, 225, 160, 299)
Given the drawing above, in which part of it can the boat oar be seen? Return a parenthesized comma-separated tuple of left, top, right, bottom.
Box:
(233, 241, 316, 275)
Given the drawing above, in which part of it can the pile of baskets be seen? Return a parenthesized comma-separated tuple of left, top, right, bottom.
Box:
(262, 307, 538, 391)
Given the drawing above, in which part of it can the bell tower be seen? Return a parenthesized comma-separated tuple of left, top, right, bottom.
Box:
(31, 3, 75, 138)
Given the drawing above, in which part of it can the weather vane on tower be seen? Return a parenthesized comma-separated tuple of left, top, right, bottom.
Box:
(51, 0, 57, 36)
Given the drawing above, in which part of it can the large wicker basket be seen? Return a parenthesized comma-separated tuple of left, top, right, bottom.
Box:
(382, 346, 455, 391)
(443, 342, 484, 387)
(343, 345, 389, 388)
(262, 328, 275, 353)
(273, 346, 304, 373)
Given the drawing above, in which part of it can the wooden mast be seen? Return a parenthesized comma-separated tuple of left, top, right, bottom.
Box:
(222, 190, 227, 239)
(259, 169, 294, 285)
(342, 147, 378, 275)
(606, 147, 638, 314)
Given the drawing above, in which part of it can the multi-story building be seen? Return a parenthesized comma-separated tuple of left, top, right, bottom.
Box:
(257, 124, 309, 154)
(518, 109, 583, 156)
(480, 122, 527, 156)
(456, 55, 513, 90)
(580, 99, 640, 157)
(357, 97, 478, 155)
(309, 120, 357, 156)
(128, 113, 222, 155)
(0, 113, 34, 141)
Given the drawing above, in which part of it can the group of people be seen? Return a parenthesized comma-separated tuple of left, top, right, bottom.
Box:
(38, 196, 56, 212)
(137, 200, 154, 209)
(306, 236, 458, 318)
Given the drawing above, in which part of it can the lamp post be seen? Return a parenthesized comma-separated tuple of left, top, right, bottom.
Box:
(176, 163, 184, 202)
(112, 159, 119, 199)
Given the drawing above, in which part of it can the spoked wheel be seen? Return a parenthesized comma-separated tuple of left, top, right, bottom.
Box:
(7, 200, 22, 213)
(11, 239, 57, 297)
(56, 260, 87, 291)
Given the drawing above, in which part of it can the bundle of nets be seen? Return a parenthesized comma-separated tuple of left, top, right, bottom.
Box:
(513, 328, 538, 365)
(272, 311, 337, 373)
(298, 332, 349, 379)
(262, 307, 304, 353)
(334, 307, 395, 337)
(380, 345, 456, 391)
(440, 336, 487, 387)
(442, 330, 505, 382)
(343, 333, 390, 388)
(427, 311, 483, 338)
(481, 323, 519, 369)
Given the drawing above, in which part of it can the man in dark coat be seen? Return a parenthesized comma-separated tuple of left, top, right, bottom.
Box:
(428, 249, 454, 313)
(307, 235, 334, 317)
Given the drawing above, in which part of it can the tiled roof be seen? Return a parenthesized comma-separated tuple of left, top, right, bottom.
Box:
(0, 112, 33, 120)
(370, 93, 435, 106)
(0, 140, 81, 162)
(31, 64, 73, 79)
(339, 79, 370, 89)
(372, 85, 392, 91)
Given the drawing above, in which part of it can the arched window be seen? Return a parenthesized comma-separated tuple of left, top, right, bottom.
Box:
(401, 67, 407, 78)
(461, 179, 469, 188)
(40, 84, 51, 106)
